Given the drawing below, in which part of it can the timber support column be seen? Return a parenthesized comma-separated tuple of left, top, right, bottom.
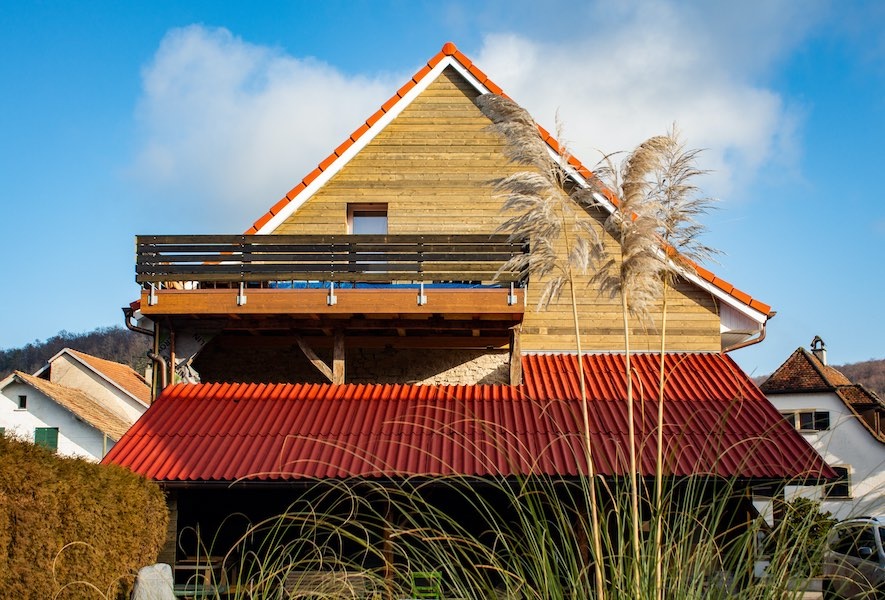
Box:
(333, 330, 345, 384)
(509, 325, 522, 385)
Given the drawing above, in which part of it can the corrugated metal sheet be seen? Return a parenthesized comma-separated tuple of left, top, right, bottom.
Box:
(103, 353, 832, 482)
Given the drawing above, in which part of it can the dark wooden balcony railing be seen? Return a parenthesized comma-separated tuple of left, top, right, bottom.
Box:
(135, 234, 529, 287)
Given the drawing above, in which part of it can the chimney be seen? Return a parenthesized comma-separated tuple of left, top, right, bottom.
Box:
(810, 335, 827, 365)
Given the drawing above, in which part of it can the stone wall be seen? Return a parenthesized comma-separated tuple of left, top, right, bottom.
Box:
(193, 341, 509, 386)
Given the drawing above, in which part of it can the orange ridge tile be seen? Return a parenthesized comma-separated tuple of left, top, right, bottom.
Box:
(453, 50, 471, 68)
(547, 137, 562, 155)
(427, 52, 444, 68)
(730, 288, 752, 305)
(350, 123, 370, 141)
(694, 265, 715, 280)
(467, 64, 488, 83)
(484, 80, 504, 95)
(286, 182, 307, 199)
(334, 138, 354, 157)
(365, 108, 385, 127)
(380, 95, 398, 112)
(412, 65, 432, 82)
(441, 42, 457, 55)
(270, 197, 289, 215)
(252, 212, 272, 231)
(318, 154, 336, 171)
(750, 299, 773, 314)
(302, 167, 322, 186)
(397, 79, 417, 98)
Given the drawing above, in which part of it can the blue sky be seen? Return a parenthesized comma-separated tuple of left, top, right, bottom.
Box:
(1, 1, 882, 377)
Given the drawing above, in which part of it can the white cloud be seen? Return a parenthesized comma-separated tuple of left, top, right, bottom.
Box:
(130, 25, 395, 231)
(129, 4, 827, 231)
(473, 1, 824, 200)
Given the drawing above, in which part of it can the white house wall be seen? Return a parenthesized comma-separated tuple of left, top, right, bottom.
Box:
(0, 381, 111, 461)
(771, 391, 885, 520)
(49, 354, 144, 421)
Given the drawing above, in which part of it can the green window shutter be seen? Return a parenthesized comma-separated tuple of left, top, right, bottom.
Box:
(35, 427, 59, 451)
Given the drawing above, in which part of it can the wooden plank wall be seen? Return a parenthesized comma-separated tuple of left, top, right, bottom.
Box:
(272, 67, 721, 352)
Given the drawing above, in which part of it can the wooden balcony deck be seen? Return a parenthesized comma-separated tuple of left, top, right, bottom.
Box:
(136, 234, 528, 320)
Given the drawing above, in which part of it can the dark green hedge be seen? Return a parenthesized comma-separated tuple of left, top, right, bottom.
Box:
(0, 434, 168, 598)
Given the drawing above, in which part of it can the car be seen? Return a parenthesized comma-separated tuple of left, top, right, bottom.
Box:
(822, 516, 885, 599)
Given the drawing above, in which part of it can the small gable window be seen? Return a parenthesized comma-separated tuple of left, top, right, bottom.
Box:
(34, 427, 59, 452)
(17, 395, 27, 410)
(780, 410, 829, 432)
(348, 204, 388, 235)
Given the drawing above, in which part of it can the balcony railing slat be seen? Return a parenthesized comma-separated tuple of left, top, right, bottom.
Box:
(135, 234, 528, 286)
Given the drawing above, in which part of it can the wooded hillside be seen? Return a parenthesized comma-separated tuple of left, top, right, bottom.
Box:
(0, 327, 151, 380)
(2, 327, 882, 399)
(836, 359, 885, 399)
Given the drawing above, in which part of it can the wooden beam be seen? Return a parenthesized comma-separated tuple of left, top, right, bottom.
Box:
(294, 335, 333, 382)
(139, 288, 525, 317)
(509, 325, 522, 386)
(210, 334, 511, 351)
(332, 331, 345, 385)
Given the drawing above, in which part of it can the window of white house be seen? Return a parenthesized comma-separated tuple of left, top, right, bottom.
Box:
(780, 410, 830, 432)
(34, 427, 58, 452)
(348, 204, 388, 234)
(16, 395, 26, 410)
(824, 465, 851, 499)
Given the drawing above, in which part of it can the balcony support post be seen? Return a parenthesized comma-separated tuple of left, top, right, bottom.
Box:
(333, 330, 345, 385)
(509, 325, 522, 386)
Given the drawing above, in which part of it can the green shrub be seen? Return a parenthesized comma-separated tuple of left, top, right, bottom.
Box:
(0, 434, 168, 599)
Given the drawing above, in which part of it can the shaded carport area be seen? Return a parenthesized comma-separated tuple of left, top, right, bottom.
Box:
(105, 353, 834, 596)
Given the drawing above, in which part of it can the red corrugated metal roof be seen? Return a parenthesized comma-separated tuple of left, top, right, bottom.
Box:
(103, 353, 831, 483)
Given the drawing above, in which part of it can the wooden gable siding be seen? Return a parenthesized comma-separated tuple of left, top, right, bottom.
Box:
(272, 67, 721, 352)
(273, 67, 514, 234)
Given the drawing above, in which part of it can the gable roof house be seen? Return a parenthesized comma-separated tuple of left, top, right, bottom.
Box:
(106, 43, 832, 589)
(760, 336, 885, 520)
(0, 348, 149, 460)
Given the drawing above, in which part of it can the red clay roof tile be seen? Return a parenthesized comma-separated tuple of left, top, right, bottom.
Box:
(396, 79, 417, 98)
(251, 212, 272, 231)
(318, 154, 336, 171)
(302, 167, 322, 186)
(412, 65, 432, 81)
(467, 63, 487, 82)
(365, 108, 385, 126)
(334, 138, 354, 157)
(350, 123, 370, 141)
(270, 197, 289, 215)
(286, 182, 307, 199)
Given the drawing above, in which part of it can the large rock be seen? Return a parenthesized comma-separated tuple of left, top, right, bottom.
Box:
(131, 563, 174, 600)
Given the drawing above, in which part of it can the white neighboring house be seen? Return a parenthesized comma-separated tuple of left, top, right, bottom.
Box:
(760, 337, 885, 520)
(0, 348, 149, 460)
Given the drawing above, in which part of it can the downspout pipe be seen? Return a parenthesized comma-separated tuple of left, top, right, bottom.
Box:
(122, 305, 167, 398)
